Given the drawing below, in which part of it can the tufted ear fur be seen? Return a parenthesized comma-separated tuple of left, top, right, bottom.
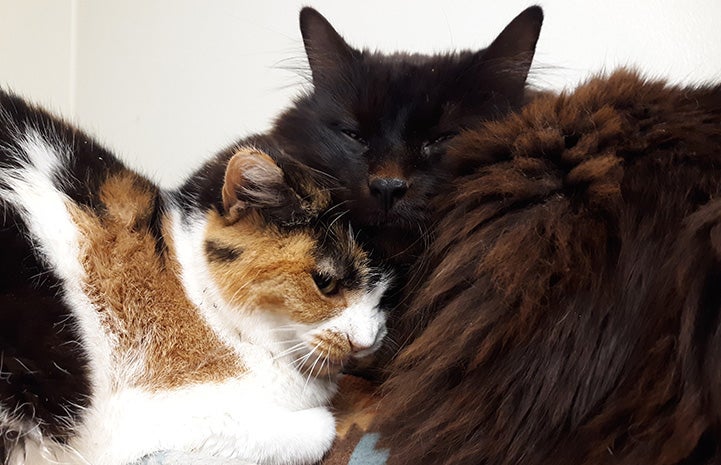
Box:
(221, 148, 296, 222)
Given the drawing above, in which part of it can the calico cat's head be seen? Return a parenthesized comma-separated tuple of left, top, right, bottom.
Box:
(270, 7, 543, 254)
(195, 148, 389, 376)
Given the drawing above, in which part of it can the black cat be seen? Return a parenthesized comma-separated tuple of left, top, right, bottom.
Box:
(250, 6, 543, 269)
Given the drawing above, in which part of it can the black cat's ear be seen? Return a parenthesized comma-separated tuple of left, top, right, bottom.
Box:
(299, 7, 356, 86)
(478, 6, 544, 97)
(221, 148, 293, 221)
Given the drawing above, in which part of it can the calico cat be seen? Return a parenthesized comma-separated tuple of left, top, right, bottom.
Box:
(377, 70, 721, 465)
(259, 6, 543, 269)
(0, 89, 389, 465)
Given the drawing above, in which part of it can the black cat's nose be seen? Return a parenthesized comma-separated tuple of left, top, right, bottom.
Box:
(369, 178, 408, 212)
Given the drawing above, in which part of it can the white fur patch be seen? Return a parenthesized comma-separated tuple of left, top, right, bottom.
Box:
(46, 380, 335, 465)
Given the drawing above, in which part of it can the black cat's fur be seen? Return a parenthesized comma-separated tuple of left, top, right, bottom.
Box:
(377, 69, 721, 465)
(253, 6, 543, 270)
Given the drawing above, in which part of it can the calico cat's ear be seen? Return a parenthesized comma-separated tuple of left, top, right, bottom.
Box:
(299, 7, 356, 87)
(477, 6, 544, 98)
(221, 148, 294, 221)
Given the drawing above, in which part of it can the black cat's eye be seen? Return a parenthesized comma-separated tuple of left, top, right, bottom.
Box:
(341, 129, 368, 146)
(421, 132, 457, 157)
(312, 272, 340, 296)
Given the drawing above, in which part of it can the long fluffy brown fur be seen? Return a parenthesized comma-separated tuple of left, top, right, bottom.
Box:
(377, 69, 721, 465)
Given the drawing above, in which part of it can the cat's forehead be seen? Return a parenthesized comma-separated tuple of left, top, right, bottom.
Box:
(361, 50, 476, 85)
(311, 220, 368, 275)
(337, 51, 481, 121)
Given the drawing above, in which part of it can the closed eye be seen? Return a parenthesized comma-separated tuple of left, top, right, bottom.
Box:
(421, 132, 457, 157)
(341, 129, 368, 146)
(428, 132, 457, 146)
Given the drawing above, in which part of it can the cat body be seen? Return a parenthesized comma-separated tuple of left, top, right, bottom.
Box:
(378, 70, 721, 465)
(0, 89, 388, 465)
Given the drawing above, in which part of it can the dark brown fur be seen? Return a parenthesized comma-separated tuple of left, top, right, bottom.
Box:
(377, 70, 721, 465)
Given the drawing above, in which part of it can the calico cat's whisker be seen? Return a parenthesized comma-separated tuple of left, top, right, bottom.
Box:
(60, 443, 93, 465)
(292, 345, 317, 370)
(272, 342, 307, 360)
(319, 355, 328, 382)
(13, 357, 39, 375)
(303, 351, 323, 393)
(302, 341, 325, 386)
(273, 346, 308, 362)
(225, 268, 264, 304)
(326, 356, 335, 383)
(267, 324, 304, 332)
(52, 361, 72, 376)
(0, 351, 8, 380)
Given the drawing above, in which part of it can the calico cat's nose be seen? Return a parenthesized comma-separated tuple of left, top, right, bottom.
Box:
(369, 177, 408, 212)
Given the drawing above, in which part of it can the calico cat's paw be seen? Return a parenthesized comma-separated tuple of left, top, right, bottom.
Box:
(241, 407, 338, 465)
(280, 407, 336, 465)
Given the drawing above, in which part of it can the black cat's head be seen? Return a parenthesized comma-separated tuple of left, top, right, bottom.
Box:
(272, 7, 543, 245)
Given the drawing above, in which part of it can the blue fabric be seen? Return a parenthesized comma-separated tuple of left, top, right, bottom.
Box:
(348, 433, 389, 465)
(132, 432, 390, 465)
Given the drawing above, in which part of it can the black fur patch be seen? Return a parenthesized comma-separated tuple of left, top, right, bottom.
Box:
(204, 240, 243, 262)
(0, 208, 91, 450)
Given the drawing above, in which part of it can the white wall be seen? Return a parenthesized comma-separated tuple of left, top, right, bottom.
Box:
(2, 0, 721, 187)
(0, 0, 75, 116)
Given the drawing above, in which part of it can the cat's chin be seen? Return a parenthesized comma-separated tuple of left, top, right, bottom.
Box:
(353, 209, 424, 230)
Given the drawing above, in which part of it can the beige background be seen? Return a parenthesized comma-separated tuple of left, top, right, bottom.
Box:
(2, 0, 721, 187)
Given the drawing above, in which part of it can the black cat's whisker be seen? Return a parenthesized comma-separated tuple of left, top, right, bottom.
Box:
(382, 221, 432, 263)
(324, 210, 349, 237)
(270, 54, 313, 89)
(302, 164, 342, 183)
(382, 335, 400, 353)
(323, 199, 351, 217)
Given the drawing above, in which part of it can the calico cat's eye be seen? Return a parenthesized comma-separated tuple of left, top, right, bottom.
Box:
(312, 272, 340, 296)
(421, 132, 457, 158)
(341, 129, 368, 146)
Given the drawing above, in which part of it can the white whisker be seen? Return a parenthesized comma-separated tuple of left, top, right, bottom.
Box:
(272, 342, 307, 360)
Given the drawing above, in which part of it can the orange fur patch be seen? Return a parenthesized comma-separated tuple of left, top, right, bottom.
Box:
(70, 173, 243, 389)
(203, 210, 348, 324)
